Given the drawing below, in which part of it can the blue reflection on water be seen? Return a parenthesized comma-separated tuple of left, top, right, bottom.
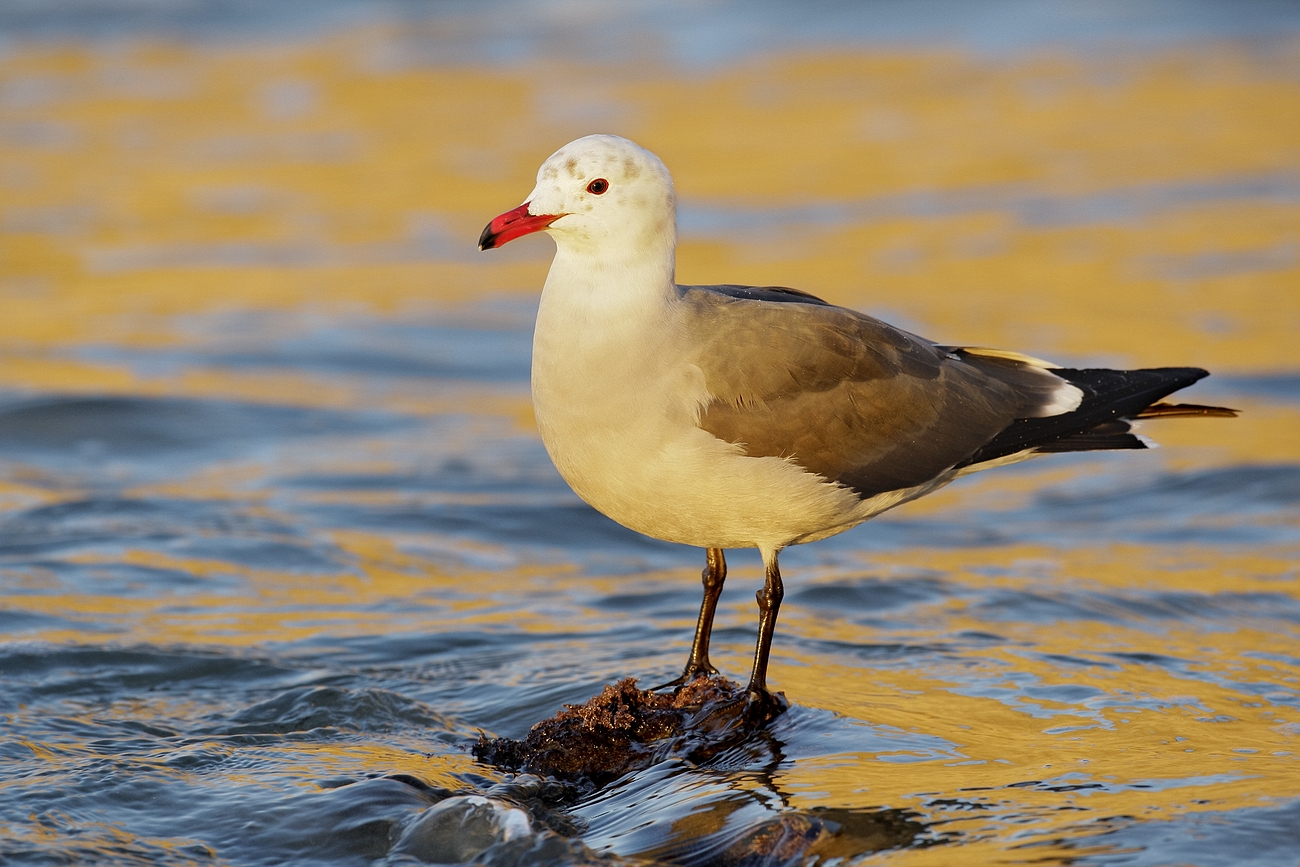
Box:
(5, 0, 1300, 61)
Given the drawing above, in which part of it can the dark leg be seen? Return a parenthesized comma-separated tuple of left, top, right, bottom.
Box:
(683, 549, 789, 727)
(744, 551, 786, 718)
(684, 547, 726, 679)
(655, 547, 726, 689)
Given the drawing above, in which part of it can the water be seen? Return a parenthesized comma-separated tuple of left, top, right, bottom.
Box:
(2, 3, 1299, 864)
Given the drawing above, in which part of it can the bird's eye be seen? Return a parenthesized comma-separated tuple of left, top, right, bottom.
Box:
(586, 178, 609, 195)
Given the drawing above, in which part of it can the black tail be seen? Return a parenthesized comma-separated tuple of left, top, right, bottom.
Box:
(960, 367, 1237, 468)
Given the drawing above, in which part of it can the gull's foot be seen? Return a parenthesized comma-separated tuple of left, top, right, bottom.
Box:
(652, 664, 720, 693)
(689, 684, 788, 733)
(743, 687, 788, 726)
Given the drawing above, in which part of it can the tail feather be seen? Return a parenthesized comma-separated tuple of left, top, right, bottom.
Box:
(1135, 402, 1239, 419)
(960, 367, 1235, 468)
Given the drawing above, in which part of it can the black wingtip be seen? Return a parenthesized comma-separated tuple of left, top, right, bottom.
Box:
(962, 366, 1235, 467)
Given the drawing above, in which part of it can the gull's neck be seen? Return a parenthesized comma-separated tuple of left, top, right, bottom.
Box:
(540, 234, 678, 332)
(532, 231, 683, 431)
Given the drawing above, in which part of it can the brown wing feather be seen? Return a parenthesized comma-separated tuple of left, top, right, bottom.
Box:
(682, 287, 1062, 498)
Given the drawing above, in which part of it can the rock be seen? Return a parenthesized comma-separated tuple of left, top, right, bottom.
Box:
(472, 676, 782, 788)
(390, 795, 531, 862)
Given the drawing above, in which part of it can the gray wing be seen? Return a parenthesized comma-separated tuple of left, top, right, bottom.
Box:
(680, 285, 1070, 499)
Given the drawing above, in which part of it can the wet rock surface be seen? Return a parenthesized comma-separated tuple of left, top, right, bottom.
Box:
(389, 791, 604, 866)
(472, 676, 778, 788)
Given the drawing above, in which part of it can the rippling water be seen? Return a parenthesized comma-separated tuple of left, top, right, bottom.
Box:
(2, 3, 1299, 865)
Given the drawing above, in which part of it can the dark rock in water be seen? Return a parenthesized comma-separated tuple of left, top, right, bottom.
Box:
(647, 806, 931, 865)
(391, 795, 531, 862)
(473, 676, 781, 787)
(389, 793, 605, 865)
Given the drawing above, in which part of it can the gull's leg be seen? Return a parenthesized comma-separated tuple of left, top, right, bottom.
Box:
(684, 547, 727, 679)
(743, 548, 787, 720)
(655, 547, 726, 690)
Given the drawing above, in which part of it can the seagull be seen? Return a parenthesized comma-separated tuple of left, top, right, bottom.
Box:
(478, 134, 1235, 718)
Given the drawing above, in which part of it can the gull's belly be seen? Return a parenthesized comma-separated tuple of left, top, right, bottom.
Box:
(532, 358, 866, 550)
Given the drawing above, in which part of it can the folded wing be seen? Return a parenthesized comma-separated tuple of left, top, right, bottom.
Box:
(682, 285, 1233, 500)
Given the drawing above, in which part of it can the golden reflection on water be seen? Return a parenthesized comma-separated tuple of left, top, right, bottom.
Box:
(3, 35, 1298, 366)
(3, 26, 1299, 862)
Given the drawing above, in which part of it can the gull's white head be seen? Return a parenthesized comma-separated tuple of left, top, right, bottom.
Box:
(478, 135, 676, 257)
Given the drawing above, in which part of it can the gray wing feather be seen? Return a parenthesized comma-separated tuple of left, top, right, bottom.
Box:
(681, 286, 1064, 498)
